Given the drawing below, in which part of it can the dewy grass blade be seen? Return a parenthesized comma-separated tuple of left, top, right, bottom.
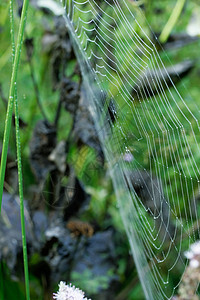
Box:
(14, 94, 30, 300)
(159, 0, 186, 43)
(10, 1, 30, 300)
(0, 0, 29, 209)
(0, 0, 30, 299)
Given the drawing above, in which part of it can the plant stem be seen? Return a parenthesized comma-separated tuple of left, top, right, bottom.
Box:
(9, 1, 30, 300)
(14, 94, 31, 300)
(0, 0, 29, 211)
(25, 38, 48, 121)
(0, 262, 4, 300)
(159, 0, 186, 43)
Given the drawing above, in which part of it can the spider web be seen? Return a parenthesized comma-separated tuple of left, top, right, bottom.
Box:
(51, 0, 200, 298)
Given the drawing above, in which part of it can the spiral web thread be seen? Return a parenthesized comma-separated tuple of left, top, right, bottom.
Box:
(54, 0, 200, 298)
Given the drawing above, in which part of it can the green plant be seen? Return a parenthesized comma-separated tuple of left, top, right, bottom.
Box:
(0, 0, 30, 299)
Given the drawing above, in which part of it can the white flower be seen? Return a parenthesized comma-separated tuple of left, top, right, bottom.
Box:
(190, 259, 199, 269)
(184, 241, 200, 269)
(191, 241, 200, 255)
(53, 281, 91, 300)
(184, 250, 193, 260)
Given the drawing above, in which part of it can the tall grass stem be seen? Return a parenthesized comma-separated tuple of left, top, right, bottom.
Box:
(159, 0, 186, 43)
(10, 1, 30, 299)
(0, 0, 30, 299)
(0, 0, 29, 209)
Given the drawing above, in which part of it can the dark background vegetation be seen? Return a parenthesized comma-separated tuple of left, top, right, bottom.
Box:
(0, 0, 200, 299)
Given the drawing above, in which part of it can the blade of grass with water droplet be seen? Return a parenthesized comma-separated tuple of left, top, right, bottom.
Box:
(0, 0, 30, 299)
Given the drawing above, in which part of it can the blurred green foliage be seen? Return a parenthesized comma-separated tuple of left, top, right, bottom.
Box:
(0, 0, 200, 299)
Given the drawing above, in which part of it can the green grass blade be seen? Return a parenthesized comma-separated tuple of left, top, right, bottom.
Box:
(9, 1, 30, 299)
(159, 0, 186, 43)
(14, 95, 30, 300)
(0, 262, 4, 299)
(0, 0, 30, 211)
